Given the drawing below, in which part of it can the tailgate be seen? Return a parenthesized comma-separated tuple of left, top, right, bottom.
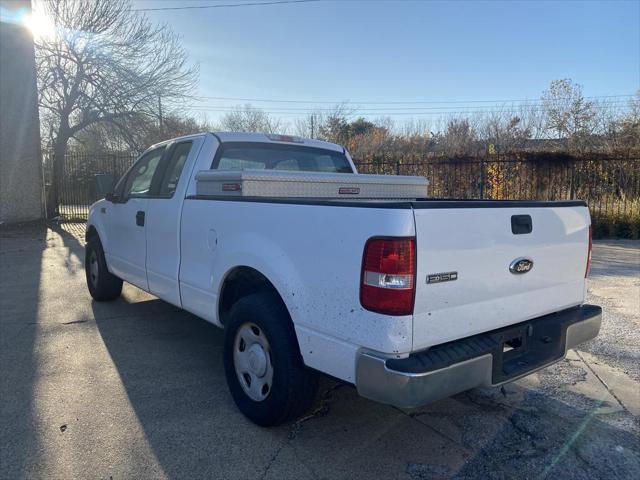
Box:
(411, 201, 591, 351)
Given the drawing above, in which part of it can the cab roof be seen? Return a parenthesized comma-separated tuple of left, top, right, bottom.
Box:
(148, 131, 345, 154)
(210, 131, 345, 153)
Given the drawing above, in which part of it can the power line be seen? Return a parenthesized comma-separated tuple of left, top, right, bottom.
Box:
(187, 100, 631, 113)
(185, 101, 631, 116)
(132, 0, 321, 12)
(191, 94, 635, 105)
(188, 105, 630, 114)
(186, 106, 632, 117)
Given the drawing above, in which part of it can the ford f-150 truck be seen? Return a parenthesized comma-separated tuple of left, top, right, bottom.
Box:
(85, 131, 601, 426)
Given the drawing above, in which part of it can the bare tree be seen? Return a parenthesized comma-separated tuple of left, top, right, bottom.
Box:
(218, 104, 283, 133)
(517, 103, 546, 142)
(36, 0, 198, 215)
(315, 104, 354, 144)
(398, 118, 431, 139)
(541, 79, 596, 147)
(436, 118, 478, 156)
(621, 91, 640, 149)
(283, 103, 353, 143)
(476, 108, 531, 153)
(294, 110, 332, 139)
(73, 113, 214, 154)
(597, 91, 640, 153)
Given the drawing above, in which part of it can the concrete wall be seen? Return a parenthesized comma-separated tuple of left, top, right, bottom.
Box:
(0, 0, 44, 223)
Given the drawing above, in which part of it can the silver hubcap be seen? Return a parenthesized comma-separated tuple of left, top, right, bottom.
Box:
(233, 323, 273, 402)
(89, 251, 99, 287)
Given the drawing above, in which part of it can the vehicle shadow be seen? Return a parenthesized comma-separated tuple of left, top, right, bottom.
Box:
(89, 291, 640, 479)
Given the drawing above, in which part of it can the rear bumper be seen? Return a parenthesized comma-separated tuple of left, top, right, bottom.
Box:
(355, 304, 602, 408)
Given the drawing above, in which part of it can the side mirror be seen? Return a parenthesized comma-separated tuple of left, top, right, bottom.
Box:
(95, 174, 115, 200)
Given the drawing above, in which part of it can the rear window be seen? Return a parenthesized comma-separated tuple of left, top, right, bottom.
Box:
(213, 142, 353, 173)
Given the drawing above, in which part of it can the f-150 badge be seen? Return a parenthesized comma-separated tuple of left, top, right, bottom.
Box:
(427, 272, 458, 284)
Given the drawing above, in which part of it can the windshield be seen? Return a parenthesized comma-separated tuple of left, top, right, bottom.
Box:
(213, 142, 353, 174)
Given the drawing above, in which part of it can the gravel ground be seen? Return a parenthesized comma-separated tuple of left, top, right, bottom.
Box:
(583, 241, 640, 382)
(0, 222, 638, 480)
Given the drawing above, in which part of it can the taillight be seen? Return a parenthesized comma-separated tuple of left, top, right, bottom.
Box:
(360, 237, 416, 316)
(585, 224, 593, 277)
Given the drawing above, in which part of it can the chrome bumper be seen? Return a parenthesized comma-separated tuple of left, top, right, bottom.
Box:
(355, 305, 602, 408)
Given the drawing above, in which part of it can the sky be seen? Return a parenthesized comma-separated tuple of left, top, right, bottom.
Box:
(132, 0, 639, 125)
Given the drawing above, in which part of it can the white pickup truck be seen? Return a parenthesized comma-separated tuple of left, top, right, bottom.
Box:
(85, 132, 601, 426)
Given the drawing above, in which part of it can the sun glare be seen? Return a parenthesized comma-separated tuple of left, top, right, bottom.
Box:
(23, 11, 56, 40)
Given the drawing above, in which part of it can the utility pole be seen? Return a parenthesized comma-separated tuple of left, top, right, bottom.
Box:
(158, 93, 163, 134)
(310, 114, 315, 138)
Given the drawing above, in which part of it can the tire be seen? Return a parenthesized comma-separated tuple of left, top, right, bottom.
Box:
(85, 236, 123, 301)
(223, 292, 318, 426)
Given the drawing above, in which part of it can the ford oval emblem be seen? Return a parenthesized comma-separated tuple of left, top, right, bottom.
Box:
(509, 257, 534, 274)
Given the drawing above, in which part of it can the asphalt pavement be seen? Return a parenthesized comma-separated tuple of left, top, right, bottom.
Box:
(1, 222, 638, 479)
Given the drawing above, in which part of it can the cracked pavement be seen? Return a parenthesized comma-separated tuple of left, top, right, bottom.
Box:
(1, 223, 638, 479)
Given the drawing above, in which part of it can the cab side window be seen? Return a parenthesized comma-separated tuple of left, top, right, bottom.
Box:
(159, 141, 193, 197)
(123, 146, 166, 198)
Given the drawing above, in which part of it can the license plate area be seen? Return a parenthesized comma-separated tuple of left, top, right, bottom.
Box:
(385, 306, 599, 379)
(491, 320, 565, 384)
(502, 335, 523, 355)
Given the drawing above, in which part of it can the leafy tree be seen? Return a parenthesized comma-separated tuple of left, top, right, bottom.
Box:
(348, 117, 377, 136)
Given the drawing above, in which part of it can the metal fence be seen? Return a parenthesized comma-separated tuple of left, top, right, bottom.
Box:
(356, 157, 640, 230)
(45, 152, 639, 236)
(44, 151, 136, 219)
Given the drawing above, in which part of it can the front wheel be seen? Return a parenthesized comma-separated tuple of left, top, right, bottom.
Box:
(223, 293, 318, 426)
(85, 236, 123, 301)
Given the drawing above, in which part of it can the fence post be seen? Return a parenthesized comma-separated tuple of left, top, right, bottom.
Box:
(569, 161, 576, 200)
(479, 157, 485, 199)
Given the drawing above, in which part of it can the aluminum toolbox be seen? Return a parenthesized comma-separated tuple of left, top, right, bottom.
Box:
(195, 169, 428, 199)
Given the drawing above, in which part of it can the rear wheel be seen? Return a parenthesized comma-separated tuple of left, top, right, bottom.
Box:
(223, 293, 318, 426)
(85, 236, 122, 301)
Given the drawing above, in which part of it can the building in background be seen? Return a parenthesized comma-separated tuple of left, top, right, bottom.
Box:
(0, 0, 43, 223)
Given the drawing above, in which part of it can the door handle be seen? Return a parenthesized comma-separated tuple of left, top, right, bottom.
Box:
(136, 210, 145, 227)
(511, 214, 532, 234)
